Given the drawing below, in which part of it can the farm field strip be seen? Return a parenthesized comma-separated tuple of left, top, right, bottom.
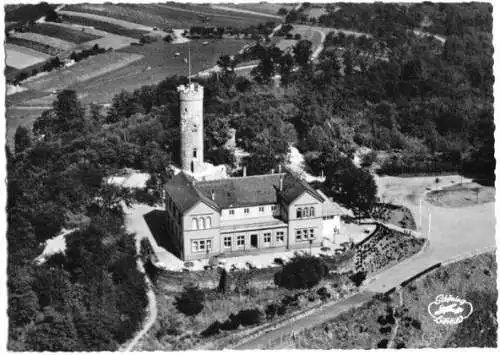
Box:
(10, 31, 77, 50)
(29, 22, 101, 44)
(215, 3, 294, 16)
(7, 37, 61, 57)
(63, 3, 170, 29)
(23, 51, 144, 92)
(5, 43, 52, 69)
(209, 5, 283, 19)
(58, 10, 154, 31)
(46, 21, 138, 50)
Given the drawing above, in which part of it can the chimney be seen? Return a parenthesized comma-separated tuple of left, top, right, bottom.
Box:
(271, 168, 275, 174)
(321, 169, 324, 178)
(243, 166, 247, 177)
(278, 164, 282, 173)
(279, 175, 283, 191)
(211, 189, 215, 200)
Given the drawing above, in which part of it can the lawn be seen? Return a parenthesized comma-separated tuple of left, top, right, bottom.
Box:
(269, 252, 497, 349)
(5, 43, 51, 69)
(28, 23, 101, 44)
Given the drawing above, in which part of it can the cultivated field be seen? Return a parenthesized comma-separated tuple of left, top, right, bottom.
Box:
(23, 51, 144, 92)
(64, 3, 275, 29)
(43, 21, 138, 50)
(60, 14, 150, 39)
(212, 3, 294, 16)
(5, 43, 51, 69)
(29, 22, 100, 44)
(10, 31, 76, 51)
(67, 39, 252, 105)
(59, 9, 154, 31)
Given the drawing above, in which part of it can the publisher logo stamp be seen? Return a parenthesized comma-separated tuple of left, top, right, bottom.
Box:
(428, 294, 473, 324)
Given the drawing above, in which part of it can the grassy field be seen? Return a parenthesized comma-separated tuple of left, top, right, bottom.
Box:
(270, 252, 497, 349)
(29, 22, 101, 44)
(5, 43, 51, 69)
(426, 182, 495, 207)
(64, 3, 275, 29)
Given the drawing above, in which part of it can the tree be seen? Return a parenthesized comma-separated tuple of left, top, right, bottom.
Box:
(293, 40, 313, 68)
(174, 285, 205, 316)
(324, 157, 378, 220)
(14, 125, 32, 154)
(274, 256, 329, 289)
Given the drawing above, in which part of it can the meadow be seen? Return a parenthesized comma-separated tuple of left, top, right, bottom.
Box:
(60, 14, 150, 39)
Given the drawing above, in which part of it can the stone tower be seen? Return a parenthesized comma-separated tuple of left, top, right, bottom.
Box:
(178, 82, 204, 173)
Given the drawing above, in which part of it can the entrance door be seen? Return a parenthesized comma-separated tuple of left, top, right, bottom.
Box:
(250, 234, 258, 248)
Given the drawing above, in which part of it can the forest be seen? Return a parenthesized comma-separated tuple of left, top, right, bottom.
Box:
(7, 2, 494, 351)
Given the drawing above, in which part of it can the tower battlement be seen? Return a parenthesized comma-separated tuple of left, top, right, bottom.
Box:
(178, 83, 204, 101)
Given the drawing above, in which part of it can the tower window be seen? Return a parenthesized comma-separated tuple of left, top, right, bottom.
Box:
(193, 148, 197, 158)
(184, 107, 188, 113)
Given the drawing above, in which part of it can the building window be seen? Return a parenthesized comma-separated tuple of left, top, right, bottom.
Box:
(276, 231, 284, 244)
(244, 208, 250, 214)
(224, 236, 232, 248)
(259, 207, 265, 213)
(237, 235, 245, 248)
(296, 208, 302, 218)
(263, 233, 271, 245)
(206, 216, 211, 228)
(199, 217, 205, 230)
(303, 207, 309, 218)
(193, 239, 212, 253)
(310, 207, 315, 217)
(192, 240, 199, 252)
(192, 218, 198, 230)
(193, 148, 197, 158)
(271, 205, 277, 212)
(303, 229, 309, 240)
(296, 229, 302, 241)
(310, 228, 315, 239)
(229, 209, 235, 215)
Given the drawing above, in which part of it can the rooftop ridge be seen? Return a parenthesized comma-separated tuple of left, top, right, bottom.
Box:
(195, 172, 287, 185)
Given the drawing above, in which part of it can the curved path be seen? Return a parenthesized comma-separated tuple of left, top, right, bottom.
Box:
(235, 175, 495, 349)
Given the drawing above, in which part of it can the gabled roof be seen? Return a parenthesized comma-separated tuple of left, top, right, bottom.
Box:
(278, 169, 325, 204)
(164, 172, 219, 213)
(196, 174, 284, 209)
(165, 169, 325, 214)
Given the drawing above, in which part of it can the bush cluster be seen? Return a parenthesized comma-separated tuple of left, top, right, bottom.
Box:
(200, 308, 264, 337)
(69, 44, 106, 63)
(274, 256, 329, 289)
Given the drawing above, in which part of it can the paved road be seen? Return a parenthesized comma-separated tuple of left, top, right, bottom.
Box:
(234, 175, 496, 348)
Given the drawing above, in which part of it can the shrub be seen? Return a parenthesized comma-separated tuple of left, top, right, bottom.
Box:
(273, 257, 284, 265)
(274, 256, 329, 289)
(236, 308, 264, 326)
(377, 339, 389, 348)
(349, 271, 367, 287)
(411, 319, 421, 330)
(200, 320, 221, 337)
(174, 285, 205, 316)
(316, 286, 331, 301)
